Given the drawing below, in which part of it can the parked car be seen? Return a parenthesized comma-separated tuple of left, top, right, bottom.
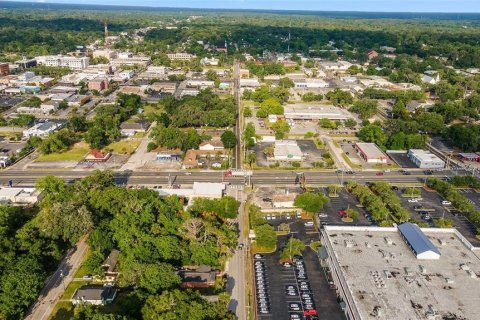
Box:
(408, 199, 418, 203)
(254, 254, 264, 259)
(442, 200, 452, 205)
(403, 171, 411, 175)
(289, 303, 301, 311)
(304, 221, 314, 227)
(376, 172, 384, 176)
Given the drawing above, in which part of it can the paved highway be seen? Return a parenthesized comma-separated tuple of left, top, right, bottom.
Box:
(0, 169, 455, 187)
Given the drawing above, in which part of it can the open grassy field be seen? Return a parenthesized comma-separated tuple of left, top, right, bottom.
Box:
(36, 142, 90, 162)
(103, 139, 140, 155)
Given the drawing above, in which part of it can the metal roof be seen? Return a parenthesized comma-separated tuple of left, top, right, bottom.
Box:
(398, 222, 441, 258)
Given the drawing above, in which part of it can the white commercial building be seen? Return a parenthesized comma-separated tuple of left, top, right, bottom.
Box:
(321, 224, 480, 320)
(240, 78, 261, 88)
(0, 187, 41, 205)
(284, 104, 355, 121)
(167, 53, 196, 61)
(156, 182, 227, 207)
(273, 140, 303, 161)
(294, 78, 329, 89)
(408, 149, 445, 169)
(37, 55, 89, 70)
(187, 80, 215, 88)
(319, 60, 353, 72)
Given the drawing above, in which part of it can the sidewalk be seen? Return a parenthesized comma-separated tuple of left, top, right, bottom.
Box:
(323, 135, 351, 170)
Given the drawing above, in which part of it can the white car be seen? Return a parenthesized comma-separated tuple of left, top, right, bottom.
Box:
(408, 199, 418, 203)
(442, 200, 452, 205)
(304, 221, 314, 227)
(384, 169, 391, 173)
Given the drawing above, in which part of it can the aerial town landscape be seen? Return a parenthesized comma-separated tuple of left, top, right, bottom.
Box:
(0, 1, 480, 319)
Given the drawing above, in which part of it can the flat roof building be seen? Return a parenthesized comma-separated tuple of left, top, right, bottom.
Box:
(284, 104, 355, 121)
(408, 149, 445, 169)
(354, 142, 389, 164)
(321, 225, 480, 320)
(167, 53, 196, 61)
(274, 140, 303, 161)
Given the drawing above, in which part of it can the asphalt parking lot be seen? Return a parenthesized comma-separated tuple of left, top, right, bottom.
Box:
(387, 152, 416, 168)
(321, 190, 372, 226)
(255, 220, 345, 320)
(395, 187, 480, 246)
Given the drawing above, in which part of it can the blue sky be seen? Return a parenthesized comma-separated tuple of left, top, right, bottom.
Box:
(11, 0, 480, 12)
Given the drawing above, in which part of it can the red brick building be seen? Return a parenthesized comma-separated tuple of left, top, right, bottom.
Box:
(0, 63, 9, 76)
(88, 77, 109, 91)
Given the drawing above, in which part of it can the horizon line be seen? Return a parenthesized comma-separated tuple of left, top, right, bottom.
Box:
(4, 1, 480, 14)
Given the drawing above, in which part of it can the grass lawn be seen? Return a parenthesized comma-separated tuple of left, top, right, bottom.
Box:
(143, 104, 164, 118)
(49, 301, 74, 320)
(341, 153, 363, 169)
(73, 247, 92, 278)
(103, 139, 140, 155)
(49, 281, 90, 320)
(37, 142, 90, 162)
(252, 244, 276, 254)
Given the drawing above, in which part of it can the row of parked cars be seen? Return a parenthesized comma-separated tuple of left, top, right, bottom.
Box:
(285, 256, 319, 320)
(254, 254, 271, 315)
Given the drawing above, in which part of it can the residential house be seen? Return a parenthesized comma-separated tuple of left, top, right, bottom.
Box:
(72, 286, 117, 306)
(179, 265, 218, 288)
(119, 120, 149, 137)
(102, 249, 120, 282)
(23, 121, 61, 138)
(199, 140, 224, 151)
(40, 101, 59, 114)
(367, 50, 379, 60)
(421, 73, 441, 85)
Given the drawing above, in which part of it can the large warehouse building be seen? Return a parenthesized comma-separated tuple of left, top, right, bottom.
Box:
(284, 104, 355, 121)
(321, 224, 480, 320)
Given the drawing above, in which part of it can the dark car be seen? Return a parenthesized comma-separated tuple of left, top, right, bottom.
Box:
(403, 171, 411, 175)
(424, 170, 433, 175)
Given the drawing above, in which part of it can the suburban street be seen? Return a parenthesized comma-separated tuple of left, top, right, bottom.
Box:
(24, 239, 88, 320)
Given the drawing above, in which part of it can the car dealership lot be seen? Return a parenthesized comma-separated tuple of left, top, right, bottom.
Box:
(255, 221, 345, 320)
